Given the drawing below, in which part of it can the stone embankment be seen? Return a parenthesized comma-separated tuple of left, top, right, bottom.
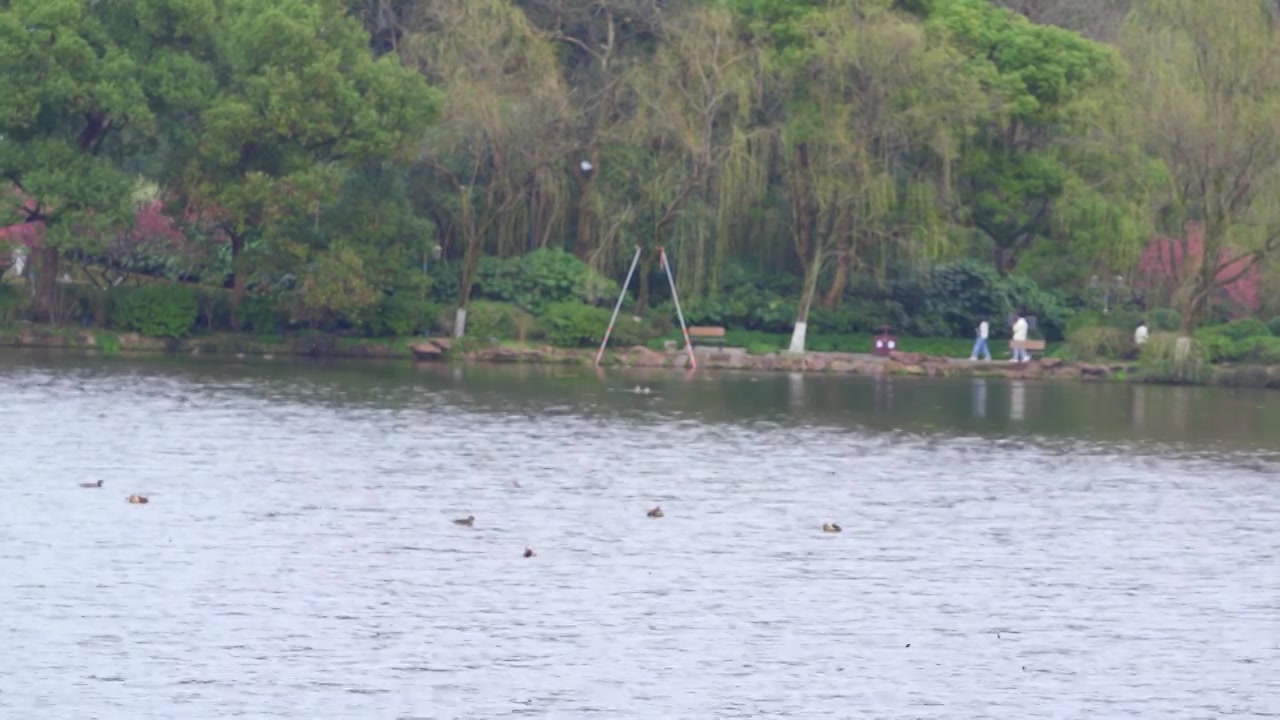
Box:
(411, 338, 1130, 381)
(0, 325, 1131, 381)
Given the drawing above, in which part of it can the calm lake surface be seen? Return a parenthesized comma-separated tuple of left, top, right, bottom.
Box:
(2, 349, 1277, 719)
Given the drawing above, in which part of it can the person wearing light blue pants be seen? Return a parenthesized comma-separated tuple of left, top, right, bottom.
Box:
(969, 317, 991, 361)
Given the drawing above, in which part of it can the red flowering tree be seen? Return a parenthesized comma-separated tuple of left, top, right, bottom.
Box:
(1134, 222, 1261, 319)
(79, 200, 211, 287)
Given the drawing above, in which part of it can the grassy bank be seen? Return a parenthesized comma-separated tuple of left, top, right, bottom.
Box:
(646, 328, 988, 358)
(0, 324, 421, 360)
(7, 318, 1280, 390)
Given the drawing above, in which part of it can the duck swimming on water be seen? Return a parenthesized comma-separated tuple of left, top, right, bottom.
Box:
(822, 522, 842, 533)
(128, 495, 149, 504)
(647, 506, 664, 518)
(79, 480, 103, 488)
(453, 515, 475, 526)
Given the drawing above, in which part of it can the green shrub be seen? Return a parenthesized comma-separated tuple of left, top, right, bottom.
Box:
(1233, 336, 1280, 364)
(237, 294, 289, 334)
(1067, 326, 1132, 360)
(363, 294, 442, 337)
(60, 284, 108, 326)
(1267, 316, 1280, 337)
(681, 289, 796, 334)
(1065, 309, 1144, 335)
(0, 283, 27, 325)
(541, 302, 651, 348)
(194, 287, 232, 332)
(1216, 317, 1271, 341)
(1148, 308, 1182, 332)
(874, 260, 1073, 340)
(809, 298, 910, 335)
(109, 283, 198, 338)
(473, 249, 618, 313)
(1194, 329, 1238, 362)
(1138, 332, 1209, 384)
(463, 300, 535, 341)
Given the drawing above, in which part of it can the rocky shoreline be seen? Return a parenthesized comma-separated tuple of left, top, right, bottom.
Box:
(429, 340, 1131, 381)
(0, 324, 1137, 381)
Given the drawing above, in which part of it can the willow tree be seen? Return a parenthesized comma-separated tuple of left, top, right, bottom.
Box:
(402, 0, 570, 335)
(606, 4, 758, 312)
(777, 1, 976, 352)
(517, 0, 667, 263)
(1122, 0, 1280, 329)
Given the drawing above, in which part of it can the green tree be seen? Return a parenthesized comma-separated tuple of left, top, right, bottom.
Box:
(293, 242, 379, 328)
(928, 0, 1126, 274)
(0, 0, 205, 320)
(167, 0, 438, 328)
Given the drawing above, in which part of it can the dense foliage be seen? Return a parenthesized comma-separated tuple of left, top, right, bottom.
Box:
(3, 0, 1280, 349)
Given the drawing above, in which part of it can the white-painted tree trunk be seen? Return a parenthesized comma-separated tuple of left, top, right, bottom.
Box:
(787, 321, 808, 354)
(453, 307, 468, 338)
(1174, 335, 1191, 363)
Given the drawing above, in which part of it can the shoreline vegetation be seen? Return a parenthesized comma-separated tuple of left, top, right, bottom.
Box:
(6, 1, 1280, 394)
(6, 321, 1280, 391)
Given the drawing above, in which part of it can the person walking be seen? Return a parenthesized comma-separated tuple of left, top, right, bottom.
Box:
(1134, 319, 1149, 346)
(970, 316, 991, 361)
(1011, 314, 1030, 362)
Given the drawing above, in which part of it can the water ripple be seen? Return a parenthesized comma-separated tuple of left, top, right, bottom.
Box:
(0, 354, 1277, 718)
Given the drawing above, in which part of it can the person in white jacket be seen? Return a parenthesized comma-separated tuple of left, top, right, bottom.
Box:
(969, 316, 991, 361)
(1012, 314, 1029, 362)
(1134, 320, 1149, 346)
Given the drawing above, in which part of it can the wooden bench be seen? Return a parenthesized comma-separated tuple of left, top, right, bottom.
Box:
(1010, 338, 1047, 358)
(688, 326, 727, 347)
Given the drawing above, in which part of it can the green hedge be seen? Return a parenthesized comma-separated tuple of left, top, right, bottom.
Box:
(472, 249, 618, 313)
(0, 283, 28, 325)
(542, 302, 653, 348)
(362, 294, 442, 337)
(464, 300, 537, 342)
(109, 284, 198, 338)
(674, 259, 1074, 341)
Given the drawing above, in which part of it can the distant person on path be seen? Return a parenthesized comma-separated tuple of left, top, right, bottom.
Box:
(1011, 314, 1030, 362)
(970, 316, 991, 361)
(1135, 319, 1149, 346)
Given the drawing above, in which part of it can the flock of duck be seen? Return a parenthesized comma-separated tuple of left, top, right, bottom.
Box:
(78, 480, 148, 504)
(448, 506, 843, 557)
(80, 485, 845, 542)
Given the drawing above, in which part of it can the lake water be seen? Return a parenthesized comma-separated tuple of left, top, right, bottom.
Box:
(2, 350, 1277, 719)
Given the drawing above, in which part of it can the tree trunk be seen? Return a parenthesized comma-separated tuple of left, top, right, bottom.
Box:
(634, 253, 653, 316)
(820, 251, 851, 309)
(229, 233, 246, 331)
(994, 244, 1015, 275)
(786, 143, 817, 354)
(789, 253, 823, 354)
(32, 245, 60, 323)
(1181, 287, 1210, 333)
(458, 230, 484, 313)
